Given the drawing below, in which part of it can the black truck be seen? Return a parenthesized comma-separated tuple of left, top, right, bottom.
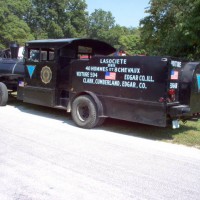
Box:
(0, 38, 200, 129)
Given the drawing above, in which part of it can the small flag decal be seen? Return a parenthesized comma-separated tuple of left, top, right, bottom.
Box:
(105, 72, 116, 80)
(27, 65, 36, 78)
(171, 70, 179, 80)
(18, 81, 24, 87)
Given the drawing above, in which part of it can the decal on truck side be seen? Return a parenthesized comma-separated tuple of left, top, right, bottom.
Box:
(76, 59, 155, 90)
(40, 66, 52, 84)
(171, 70, 179, 80)
(171, 60, 182, 68)
(27, 65, 36, 78)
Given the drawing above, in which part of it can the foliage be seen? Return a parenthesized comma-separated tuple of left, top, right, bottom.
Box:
(3, 0, 200, 59)
(0, 0, 88, 48)
(140, 0, 200, 59)
(87, 9, 144, 55)
(87, 9, 115, 41)
(26, 0, 88, 39)
(118, 28, 146, 55)
(0, 0, 144, 55)
(0, 0, 34, 48)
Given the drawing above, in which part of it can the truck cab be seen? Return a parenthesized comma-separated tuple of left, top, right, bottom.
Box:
(17, 38, 115, 109)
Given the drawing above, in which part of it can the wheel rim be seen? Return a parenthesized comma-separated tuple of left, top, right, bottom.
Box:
(77, 104, 90, 122)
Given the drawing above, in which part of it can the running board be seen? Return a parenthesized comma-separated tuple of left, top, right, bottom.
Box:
(54, 105, 68, 110)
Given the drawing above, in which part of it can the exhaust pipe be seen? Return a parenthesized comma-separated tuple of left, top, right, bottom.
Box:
(9, 42, 19, 59)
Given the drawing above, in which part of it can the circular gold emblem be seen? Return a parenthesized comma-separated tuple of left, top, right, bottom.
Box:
(40, 66, 52, 84)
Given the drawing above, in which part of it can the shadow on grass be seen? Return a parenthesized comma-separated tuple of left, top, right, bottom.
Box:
(8, 97, 198, 143)
(99, 118, 198, 142)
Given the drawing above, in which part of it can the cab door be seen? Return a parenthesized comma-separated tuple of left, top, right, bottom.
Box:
(23, 47, 57, 107)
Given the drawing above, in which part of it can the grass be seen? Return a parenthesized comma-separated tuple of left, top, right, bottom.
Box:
(103, 119, 200, 149)
(168, 121, 200, 148)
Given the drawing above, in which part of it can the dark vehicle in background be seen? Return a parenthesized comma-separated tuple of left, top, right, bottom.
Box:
(0, 43, 24, 105)
(0, 39, 200, 129)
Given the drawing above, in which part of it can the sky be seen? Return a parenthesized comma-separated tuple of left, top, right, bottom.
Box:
(85, 0, 150, 28)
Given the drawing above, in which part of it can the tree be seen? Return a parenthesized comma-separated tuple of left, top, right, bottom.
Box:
(118, 30, 145, 55)
(25, 0, 88, 39)
(0, 0, 34, 49)
(87, 9, 115, 41)
(87, 9, 146, 55)
(140, 0, 200, 59)
(180, 0, 200, 59)
(1, 0, 146, 56)
(0, 0, 88, 48)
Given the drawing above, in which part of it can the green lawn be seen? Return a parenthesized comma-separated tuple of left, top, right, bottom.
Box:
(166, 121, 200, 148)
(103, 119, 200, 149)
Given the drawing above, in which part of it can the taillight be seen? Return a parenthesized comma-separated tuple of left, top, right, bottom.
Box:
(168, 89, 176, 102)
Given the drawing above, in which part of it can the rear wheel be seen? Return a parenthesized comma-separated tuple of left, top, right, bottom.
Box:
(72, 95, 100, 129)
(0, 82, 8, 106)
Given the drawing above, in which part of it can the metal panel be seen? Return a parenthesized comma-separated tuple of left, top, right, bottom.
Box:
(23, 86, 55, 107)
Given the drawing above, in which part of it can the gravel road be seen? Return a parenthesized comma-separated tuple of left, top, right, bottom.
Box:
(0, 100, 200, 200)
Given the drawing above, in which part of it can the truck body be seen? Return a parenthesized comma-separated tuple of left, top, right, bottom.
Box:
(0, 38, 200, 129)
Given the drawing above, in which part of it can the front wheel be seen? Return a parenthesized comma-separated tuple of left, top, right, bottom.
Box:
(0, 82, 8, 106)
(71, 95, 100, 129)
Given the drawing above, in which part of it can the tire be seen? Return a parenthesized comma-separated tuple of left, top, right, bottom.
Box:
(71, 95, 100, 129)
(0, 82, 8, 106)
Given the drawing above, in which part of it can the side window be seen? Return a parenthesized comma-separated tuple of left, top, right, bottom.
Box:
(27, 48, 55, 62)
(28, 49, 40, 62)
(41, 48, 55, 61)
(41, 50, 47, 61)
(78, 46, 93, 60)
(49, 51, 54, 61)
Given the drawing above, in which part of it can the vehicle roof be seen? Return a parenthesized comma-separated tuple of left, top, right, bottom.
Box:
(26, 38, 116, 55)
(27, 38, 80, 44)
